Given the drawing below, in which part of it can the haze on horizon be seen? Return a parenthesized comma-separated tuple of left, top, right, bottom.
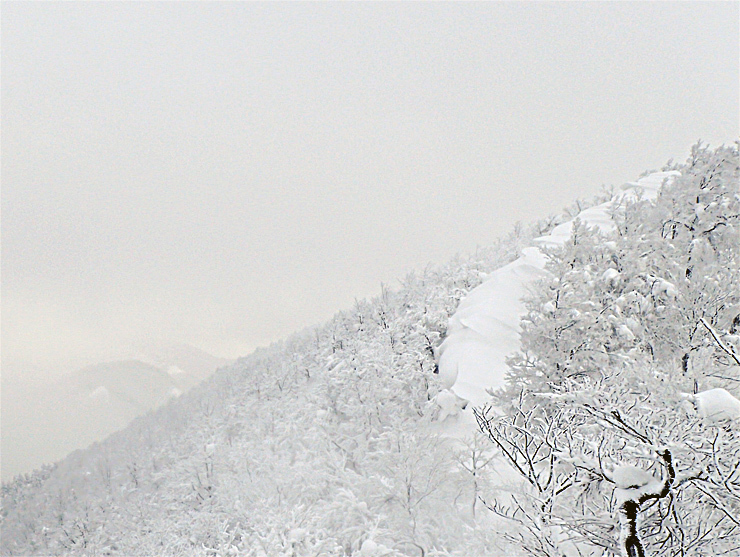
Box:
(2, 1, 738, 380)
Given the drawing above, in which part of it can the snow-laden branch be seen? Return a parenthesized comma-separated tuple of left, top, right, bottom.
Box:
(613, 449, 675, 557)
(700, 317, 740, 366)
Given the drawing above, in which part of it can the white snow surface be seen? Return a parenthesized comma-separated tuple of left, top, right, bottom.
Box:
(688, 388, 740, 422)
(610, 464, 655, 489)
(88, 385, 110, 404)
(438, 172, 680, 410)
(431, 389, 470, 422)
(358, 539, 393, 556)
(166, 365, 185, 376)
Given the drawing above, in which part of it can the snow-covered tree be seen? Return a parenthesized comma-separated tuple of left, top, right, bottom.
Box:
(486, 143, 740, 556)
(479, 368, 740, 557)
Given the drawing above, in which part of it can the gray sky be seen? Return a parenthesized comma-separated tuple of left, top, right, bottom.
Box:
(2, 1, 738, 376)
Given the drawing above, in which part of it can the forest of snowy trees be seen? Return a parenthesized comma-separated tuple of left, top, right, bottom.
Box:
(2, 143, 738, 557)
(481, 143, 740, 556)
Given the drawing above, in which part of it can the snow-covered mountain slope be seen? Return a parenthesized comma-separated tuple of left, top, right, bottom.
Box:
(1, 222, 534, 556)
(3, 145, 737, 557)
(438, 171, 681, 408)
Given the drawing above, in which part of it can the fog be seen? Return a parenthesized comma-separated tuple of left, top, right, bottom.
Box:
(2, 2, 738, 476)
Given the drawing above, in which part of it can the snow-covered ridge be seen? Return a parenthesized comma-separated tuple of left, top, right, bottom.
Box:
(437, 171, 681, 408)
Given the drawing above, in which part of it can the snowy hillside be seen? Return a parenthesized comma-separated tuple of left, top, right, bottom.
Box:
(2, 143, 738, 557)
(438, 171, 679, 406)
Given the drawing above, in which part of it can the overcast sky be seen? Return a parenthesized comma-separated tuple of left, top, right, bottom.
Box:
(2, 2, 738, 377)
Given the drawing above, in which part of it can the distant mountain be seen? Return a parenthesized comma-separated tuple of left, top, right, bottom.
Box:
(1, 345, 229, 481)
(77, 359, 181, 413)
(131, 342, 231, 389)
